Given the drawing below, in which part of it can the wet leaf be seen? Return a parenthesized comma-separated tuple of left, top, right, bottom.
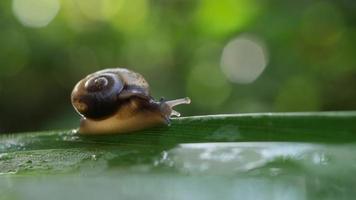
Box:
(1, 112, 356, 200)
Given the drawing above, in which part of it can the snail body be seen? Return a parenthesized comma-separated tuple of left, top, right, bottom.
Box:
(71, 68, 190, 134)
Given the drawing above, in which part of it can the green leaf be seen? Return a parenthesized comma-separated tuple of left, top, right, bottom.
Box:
(1, 112, 356, 199)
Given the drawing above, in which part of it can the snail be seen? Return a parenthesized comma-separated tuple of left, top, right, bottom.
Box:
(71, 68, 191, 134)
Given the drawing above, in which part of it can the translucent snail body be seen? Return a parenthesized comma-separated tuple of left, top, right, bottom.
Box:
(71, 68, 190, 134)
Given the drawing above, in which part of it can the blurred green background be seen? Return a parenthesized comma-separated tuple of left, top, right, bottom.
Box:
(0, 0, 355, 133)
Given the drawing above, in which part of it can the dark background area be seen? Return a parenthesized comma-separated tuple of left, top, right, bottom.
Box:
(0, 0, 355, 133)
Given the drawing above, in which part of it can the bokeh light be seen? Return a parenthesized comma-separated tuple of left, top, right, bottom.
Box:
(125, 34, 173, 70)
(111, 0, 148, 33)
(187, 64, 232, 108)
(74, 0, 122, 21)
(220, 35, 268, 84)
(195, 0, 260, 37)
(0, 0, 355, 132)
(12, 0, 60, 28)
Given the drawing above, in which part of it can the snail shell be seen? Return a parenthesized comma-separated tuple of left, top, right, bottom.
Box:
(71, 68, 190, 134)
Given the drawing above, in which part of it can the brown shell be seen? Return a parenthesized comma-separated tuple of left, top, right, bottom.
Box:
(71, 68, 152, 120)
(93, 68, 150, 97)
(71, 67, 191, 134)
